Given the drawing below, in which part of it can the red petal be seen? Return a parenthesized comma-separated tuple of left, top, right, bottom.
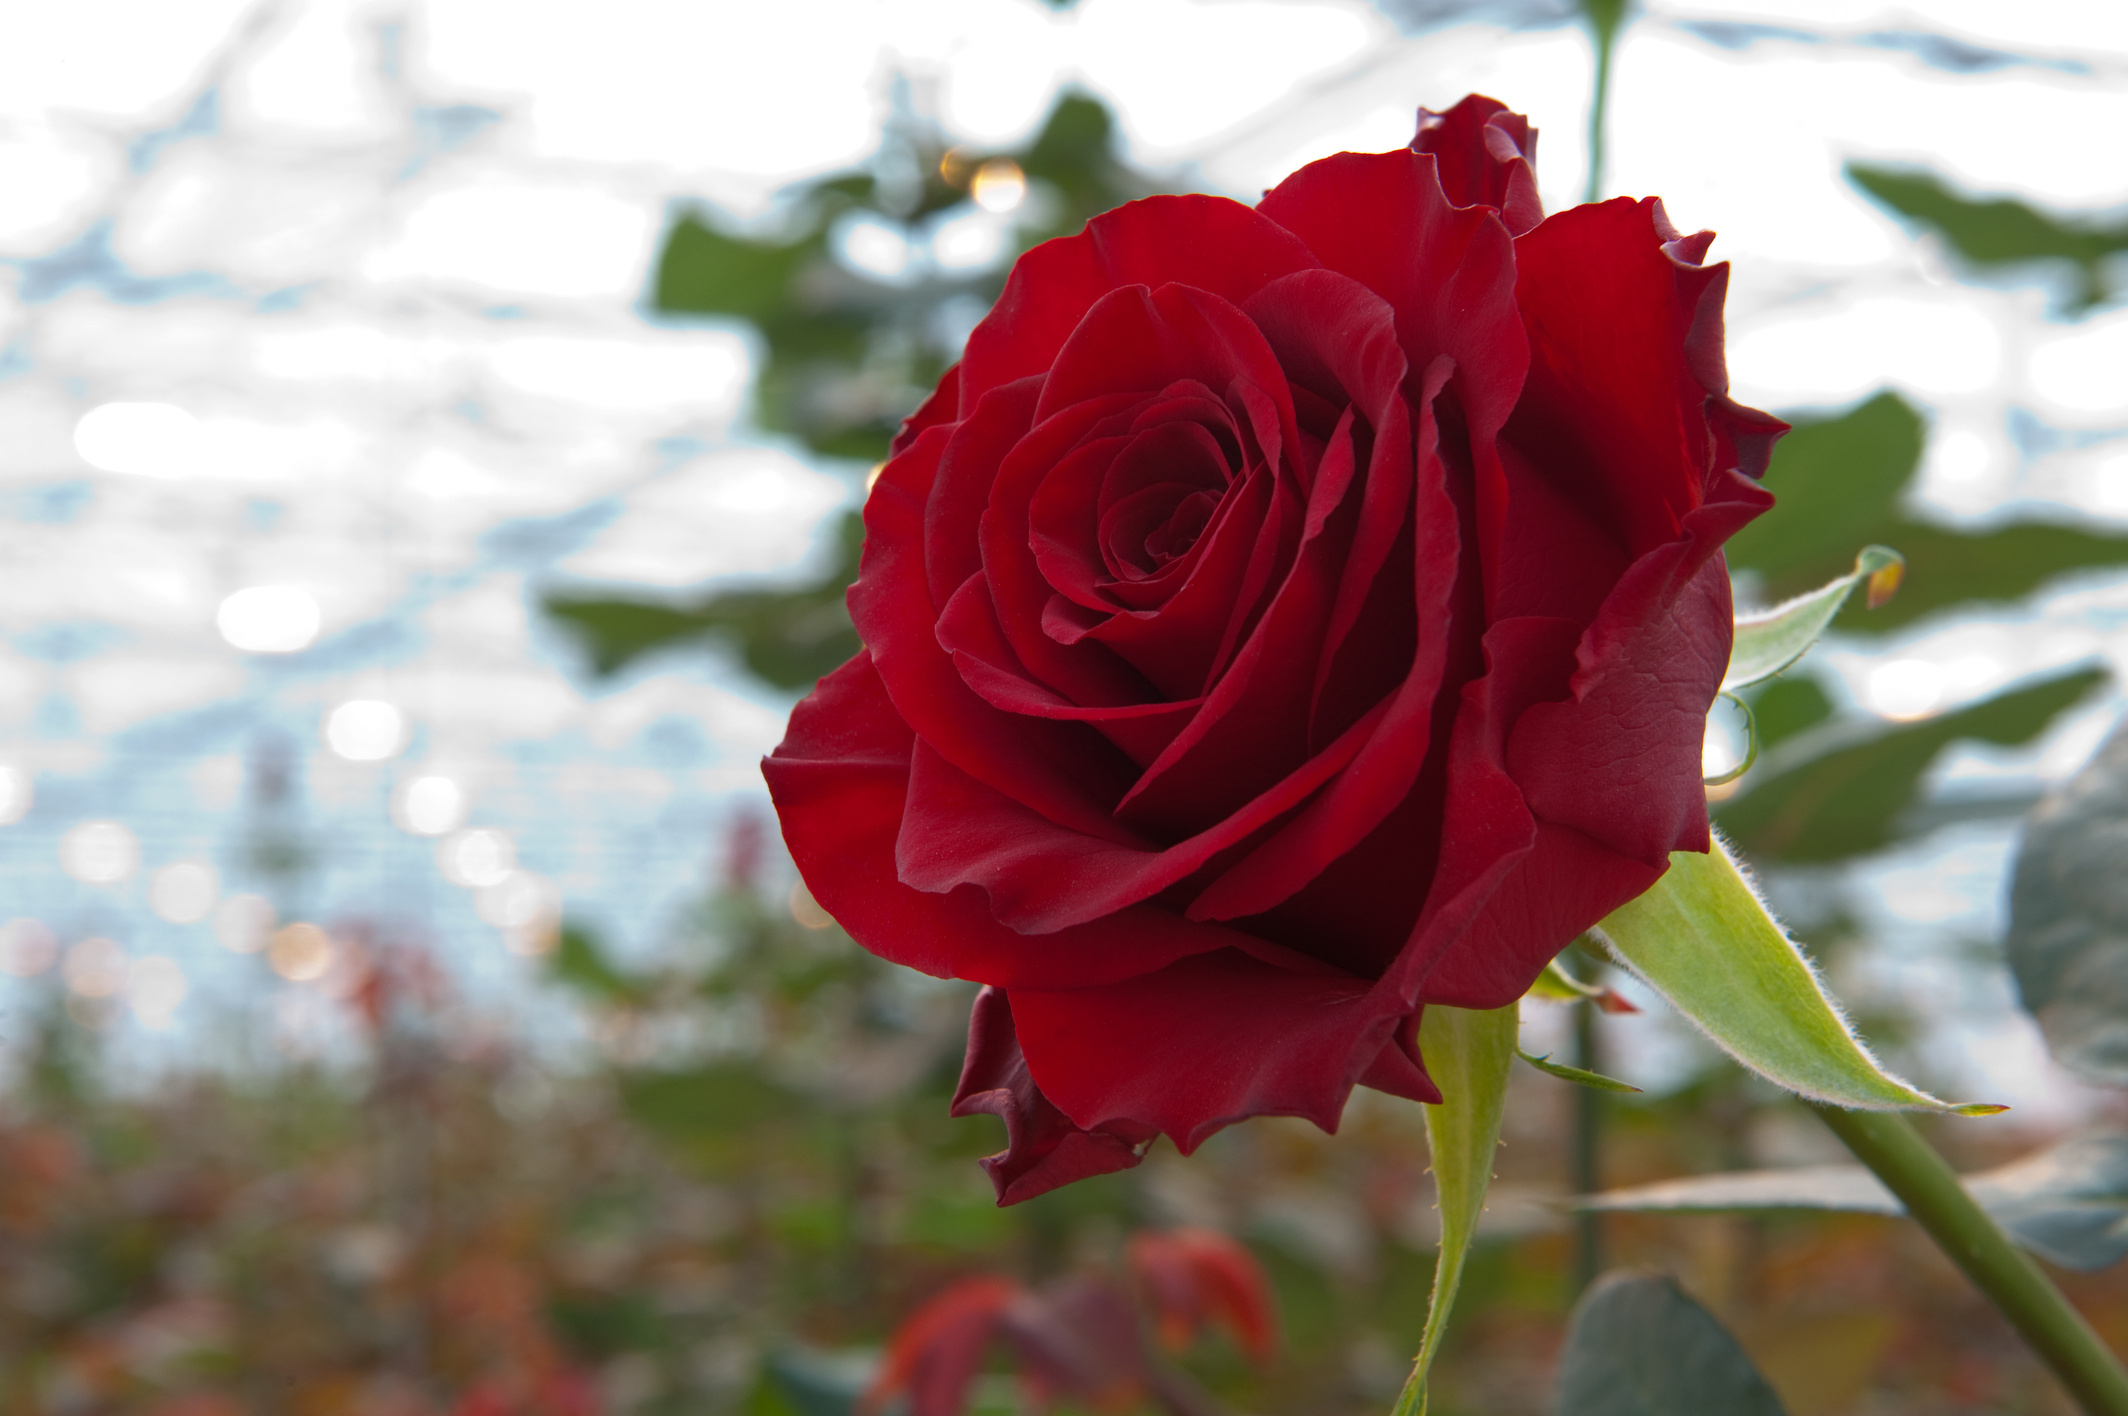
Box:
(1008, 949, 1402, 1153)
(951, 987, 1153, 1204)
(1412, 94, 1543, 236)
(960, 196, 1318, 409)
(1257, 147, 1527, 441)
(763, 654, 1240, 990)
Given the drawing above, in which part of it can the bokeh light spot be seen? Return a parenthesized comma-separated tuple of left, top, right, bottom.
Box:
(0, 919, 58, 977)
(149, 861, 220, 924)
(326, 699, 406, 761)
(64, 937, 129, 998)
(394, 775, 466, 836)
(268, 922, 335, 982)
(217, 585, 322, 653)
(61, 820, 140, 885)
(440, 828, 514, 888)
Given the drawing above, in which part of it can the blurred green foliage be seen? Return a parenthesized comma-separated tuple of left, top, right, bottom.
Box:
(1725, 392, 2128, 633)
(1848, 163, 2128, 311)
(546, 91, 1157, 688)
(1718, 666, 2105, 863)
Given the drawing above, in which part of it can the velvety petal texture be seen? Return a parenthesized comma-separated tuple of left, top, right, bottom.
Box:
(763, 94, 1784, 1204)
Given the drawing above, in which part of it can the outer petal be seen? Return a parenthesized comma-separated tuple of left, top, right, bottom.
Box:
(1505, 479, 1769, 870)
(1412, 94, 1543, 236)
(951, 987, 1153, 1204)
(1257, 147, 1527, 441)
(1009, 949, 1409, 1153)
(960, 195, 1319, 409)
(763, 653, 1243, 990)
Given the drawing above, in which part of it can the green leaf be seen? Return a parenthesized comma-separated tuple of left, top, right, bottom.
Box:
(1741, 675, 1834, 754)
(620, 1062, 802, 1140)
(1580, 1132, 2128, 1273)
(654, 213, 818, 323)
(1526, 956, 1597, 1003)
(1393, 1003, 1518, 1416)
(1595, 840, 1994, 1114)
(1716, 666, 2106, 863)
(1724, 546, 1903, 691)
(1725, 392, 2128, 632)
(544, 512, 863, 688)
(547, 923, 639, 1004)
(1518, 1049, 1643, 1093)
(1555, 1273, 1789, 1416)
(1848, 163, 2128, 311)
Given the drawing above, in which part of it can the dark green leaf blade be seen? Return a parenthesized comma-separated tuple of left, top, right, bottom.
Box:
(1848, 163, 2128, 309)
(1556, 1273, 1789, 1416)
(1724, 391, 2128, 634)
(1716, 666, 2108, 862)
(654, 213, 816, 322)
(543, 511, 863, 687)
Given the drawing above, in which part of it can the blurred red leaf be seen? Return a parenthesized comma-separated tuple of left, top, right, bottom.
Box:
(864, 1275, 1022, 1416)
(1127, 1229, 1280, 1364)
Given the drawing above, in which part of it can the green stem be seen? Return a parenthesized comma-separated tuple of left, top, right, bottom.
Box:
(1580, 0, 1625, 204)
(1812, 1105, 2128, 1416)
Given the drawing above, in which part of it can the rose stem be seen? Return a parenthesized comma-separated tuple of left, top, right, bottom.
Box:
(1579, 0, 1627, 204)
(1567, 954, 1604, 1290)
(1811, 1104, 2128, 1416)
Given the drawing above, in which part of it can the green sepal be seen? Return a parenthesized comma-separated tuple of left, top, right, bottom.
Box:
(1595, 838, 1996, 1115)
(1393, 1003, 1518, 1416)
(1724, 545, 1903, 693)
(1518, 1048, 1643, 1094)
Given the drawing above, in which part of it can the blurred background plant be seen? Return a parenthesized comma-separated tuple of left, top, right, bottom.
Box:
(6, 0, 2128, 1412)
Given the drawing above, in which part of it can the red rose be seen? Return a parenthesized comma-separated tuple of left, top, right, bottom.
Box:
(764, 96, 1783, 1203)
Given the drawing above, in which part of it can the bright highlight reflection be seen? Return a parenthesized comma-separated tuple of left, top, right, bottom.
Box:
(440, 828, 514, 888)
(218, 585, 322, 653)
(74, 401, 201, 478)
(64, 937, 128, 998)
(0, 765, 30, 825)
(395, 776, 467, 836)
(60, 820, 140, 884)
(268, 923, 335, 981)
(128, 955, 188, 1024)
(969, 158, 1025, 212)
(326, 700, 406, 761)
(215, 893, 275, 953)
(149, 861, 219, 924)
(1869, 659, 1949, 721)
(0, 919, 58, 977)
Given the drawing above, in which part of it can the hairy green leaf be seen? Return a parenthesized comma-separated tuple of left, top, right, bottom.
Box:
(1716, 666, 2106, 862)
(1518, 1049, 1643, 1093)
(1393, 1003, 1518, 1416)
(1596, 840, 1992, 1113)
(1555, 1273, 1789, 1416)
(1725, 546, 1902, 691)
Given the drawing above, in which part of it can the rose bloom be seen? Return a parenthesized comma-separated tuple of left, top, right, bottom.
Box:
(766, 96, 1782, 1202)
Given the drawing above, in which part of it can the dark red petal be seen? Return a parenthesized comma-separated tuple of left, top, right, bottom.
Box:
(851, 396, 1144, 840)
(1257, 147, 1527, 441)
(1504, 197, 1776, 566)
(1412, 94, 1543, 236)
(1009, 949, 1402, 1153)
(1413, 820, 1663, 1009)
(1506, 479, 1772, 868)
(1185, 353, 1454, 923)
(960, 196, 1319, 410)
(951, 987, 1153, 1205)
(893, 701, 1388, 933)
(763, 654, 1238, 990)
